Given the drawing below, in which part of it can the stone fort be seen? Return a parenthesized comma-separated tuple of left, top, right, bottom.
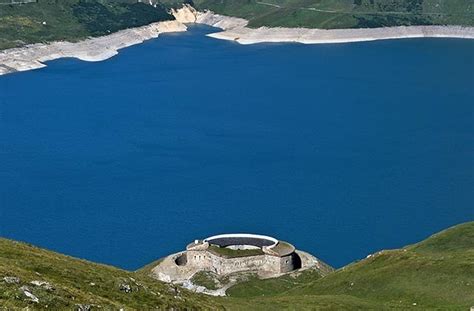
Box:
(152, 233, 305, 283)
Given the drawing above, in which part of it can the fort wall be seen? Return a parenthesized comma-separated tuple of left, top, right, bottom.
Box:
(186, 250, 296, 275)
(152, 234, 308, 285)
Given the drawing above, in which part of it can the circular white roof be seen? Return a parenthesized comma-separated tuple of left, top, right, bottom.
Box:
(204, 233, 278, 248)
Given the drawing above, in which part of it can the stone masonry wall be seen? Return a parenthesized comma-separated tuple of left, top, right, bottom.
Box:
(186, 250, 296, 275)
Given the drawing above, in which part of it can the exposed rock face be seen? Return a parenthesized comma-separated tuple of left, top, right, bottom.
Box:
(171, 4, 198, 23)
(172, 5, 247, 30)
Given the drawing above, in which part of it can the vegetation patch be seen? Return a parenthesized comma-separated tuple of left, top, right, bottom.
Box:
(191, 271, 220, 290)
(0, 238, 217, 309)
(208, 245, 264, 258)
(72, 1, 172, 36)
(226, 268, 326, 298)
(217, 222, 474, 310)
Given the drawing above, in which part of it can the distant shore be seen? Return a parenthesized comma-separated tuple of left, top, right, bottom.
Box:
(190, 8, 474, 45)
(0, 20, 186, 76)
(208, 23, 474, 45)
(1, 5, 474, 76)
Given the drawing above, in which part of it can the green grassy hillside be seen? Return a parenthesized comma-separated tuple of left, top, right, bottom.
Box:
(0, 0, 172, 50)
(220, 222, 474, 310)
(0, 238, 219, 309)
(191, 0, 474, 28)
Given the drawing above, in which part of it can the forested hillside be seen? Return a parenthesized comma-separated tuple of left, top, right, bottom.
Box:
(0, 0, 172, 50)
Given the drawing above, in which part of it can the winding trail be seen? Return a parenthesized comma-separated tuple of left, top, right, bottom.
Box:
(256, 1, 281, 9)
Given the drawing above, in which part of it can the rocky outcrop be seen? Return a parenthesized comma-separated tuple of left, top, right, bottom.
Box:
(171, 4, 198, 23)
(172, 5, 247, 30)
(19, 286, 39, 303)
(119, 283, 133, 293)
(2, 276, 20, 284)
(30, 280, 54, 291)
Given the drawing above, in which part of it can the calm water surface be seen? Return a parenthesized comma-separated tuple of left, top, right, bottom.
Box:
(1, 26, 473, 269)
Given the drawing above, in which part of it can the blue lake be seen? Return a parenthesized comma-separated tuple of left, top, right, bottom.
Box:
(0, 25, 473, 270)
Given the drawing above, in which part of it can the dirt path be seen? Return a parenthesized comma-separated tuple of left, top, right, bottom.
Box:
(255, 2, 473, 17)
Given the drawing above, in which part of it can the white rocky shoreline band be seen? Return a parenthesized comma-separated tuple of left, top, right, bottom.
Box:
(1, 4, 474, 76)
(0, 20, 187, 76)
(189, 7, 474, 44)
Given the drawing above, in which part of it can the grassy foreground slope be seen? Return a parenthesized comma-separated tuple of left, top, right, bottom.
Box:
(0, 0, 172, 50)
(1, 222, 473, 310)
(221, 222, 474, 310)
(0, 238, 219, 309)
(190, 0, 474, 29)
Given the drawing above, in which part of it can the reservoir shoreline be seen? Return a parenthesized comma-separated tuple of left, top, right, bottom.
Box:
(1, 6, 474, 76)
(0, 20, 187, 76)
(185, 7, 474, 45)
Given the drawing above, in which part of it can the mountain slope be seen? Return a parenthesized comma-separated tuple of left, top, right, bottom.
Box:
(221, 222, 474, 310)
(1, 222, 473, 310)
(0, 238, 219, 309)
(0, 0, 173, 50)
(189, 0, 474, 28)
